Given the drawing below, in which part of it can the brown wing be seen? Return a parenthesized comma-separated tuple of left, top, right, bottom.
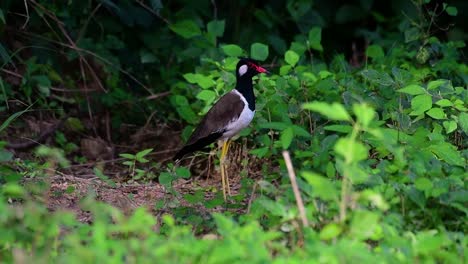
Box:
(186, 91, 244, 145)
(173, 91, 244, 160)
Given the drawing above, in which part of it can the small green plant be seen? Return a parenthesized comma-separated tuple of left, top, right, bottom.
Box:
(119, 148, 153, 180)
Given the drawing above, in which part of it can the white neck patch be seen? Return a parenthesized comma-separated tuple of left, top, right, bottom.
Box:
(238, 65, 248, 76)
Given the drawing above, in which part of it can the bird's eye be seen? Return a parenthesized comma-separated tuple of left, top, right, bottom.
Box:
(238, 65, 248, 76)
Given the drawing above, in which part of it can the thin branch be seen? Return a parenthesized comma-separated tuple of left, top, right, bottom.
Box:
(1, 68, 22, 78)
(145, 91, 171, 100)
(10, 20, 154, 96)
(80, 57, 107, 92)
(282, 151, 309, 227)
(22, 0, 30, 29)
(6, 116, 68, 150)
(246, 182, 257, 214)
(77, 3, 102, 43)
(211, 0, 218, 20)
(135, 0, 170, 25)
(49, 86, 98, 93)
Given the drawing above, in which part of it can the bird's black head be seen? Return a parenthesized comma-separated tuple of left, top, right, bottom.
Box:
(236, 57, 268, 78)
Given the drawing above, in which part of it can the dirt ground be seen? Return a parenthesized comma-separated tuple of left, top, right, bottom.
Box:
(5, 114, 267, 222)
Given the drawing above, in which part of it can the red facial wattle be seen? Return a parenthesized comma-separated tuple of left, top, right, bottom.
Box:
(247, 62, 268, 74)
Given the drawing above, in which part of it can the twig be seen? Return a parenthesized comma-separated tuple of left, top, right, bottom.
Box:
(30, 0, 108, 94)
(282, 151, 309, 227)
(49, 86, 98, 93)
(145, 91, 171, 100)
(339, 177, 348, 222)
(67, 148, 181, 168)
(211, 0, 218, 20)
(1, 68, 22, 78)
(135, 0, 170, 25)
(246, 182, 257, 214)
(77, 3, 102, 42)
(6, 116, 68, 150)
(12, 29, 154, 95)
(22, 0, 30, 29)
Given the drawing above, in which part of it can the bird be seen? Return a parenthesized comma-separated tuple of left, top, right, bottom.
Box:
(173, 57, 268, 201)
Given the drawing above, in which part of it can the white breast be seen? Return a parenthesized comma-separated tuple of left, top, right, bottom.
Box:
(222, 90, 255, 140)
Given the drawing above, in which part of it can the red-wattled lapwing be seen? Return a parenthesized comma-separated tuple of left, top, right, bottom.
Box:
(174, 57, 268, 201)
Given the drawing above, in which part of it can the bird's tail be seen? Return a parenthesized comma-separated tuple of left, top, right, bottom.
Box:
(173, 147, 189, 161)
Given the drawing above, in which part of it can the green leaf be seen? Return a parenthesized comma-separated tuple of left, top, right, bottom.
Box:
(334, 138, 368, 163)
(119, 153, 135, 159)
(0, 9, 5, 24)
(366, 45, 384, 59)
(207, 20, 225, 37)
(184, 190, 204, 204)
(221, 44, 243, 57)
(308, 27, 323, 51)
(149, 0, 163, 10)
(94, 167, 116, 187)
(326, 162, 336, 178)
(66, 117, 85, 132)
(175, 167, 191, 179)
(173, 95, 198, 123)
(250, 42, 269, 61)
(0, 104, 33, 133)
(33, 75, 51, 97)
(353, 103, 375, 128)
(0, 43, 11, 67)
(183, 73, 214, 89)
(122, 161, 133, 166)
(183, 73, 198, 83)
(0, 149, 13, 162)
(302, 101, 351, 121)
(427, 79, 447, 90)
(458, 112, 468, 134)
(258, 198, 287, 217)
(197, 75, 214, 89)
(413, 231, 451, 255)
(159, 172, 173, 187)
(435, 99, 453, 107)
(318, 70, 334, 79)
(284, 50, 299, 66)
(416, 47, 430, 63)
(428, 142, 465, 166)
(324, 125, 353, 133)
(443, 120, 457, 134)
(301, 171, 338, 201)
(140, 50, 157, 63)
(291, 125, 311, 138)
(2, 183, 25, 197)
(446, 6, 458, 16)
(426, 108, 446, 119)
(280, 127, 294, 149)
(350, 210, 381, 240)
(169, 20, 202, 39)
(397, 84, 426, 95)
(319, 223, 342, 240)
(361, 69, 394, 86)
(410, 94, 432, 116)
(414, 178, 433, 191)
(404, 27, 420, 43)
(258, 122, 289, 130)
(136, 148, 153, 161)
(196, 90, 216, 103)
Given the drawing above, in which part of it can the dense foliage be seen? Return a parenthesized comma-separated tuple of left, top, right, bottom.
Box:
(0, 0, 466, 263)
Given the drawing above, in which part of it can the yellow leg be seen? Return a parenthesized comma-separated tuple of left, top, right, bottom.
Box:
(224, 140, 232, 196)
(220, 140, 232, 201)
